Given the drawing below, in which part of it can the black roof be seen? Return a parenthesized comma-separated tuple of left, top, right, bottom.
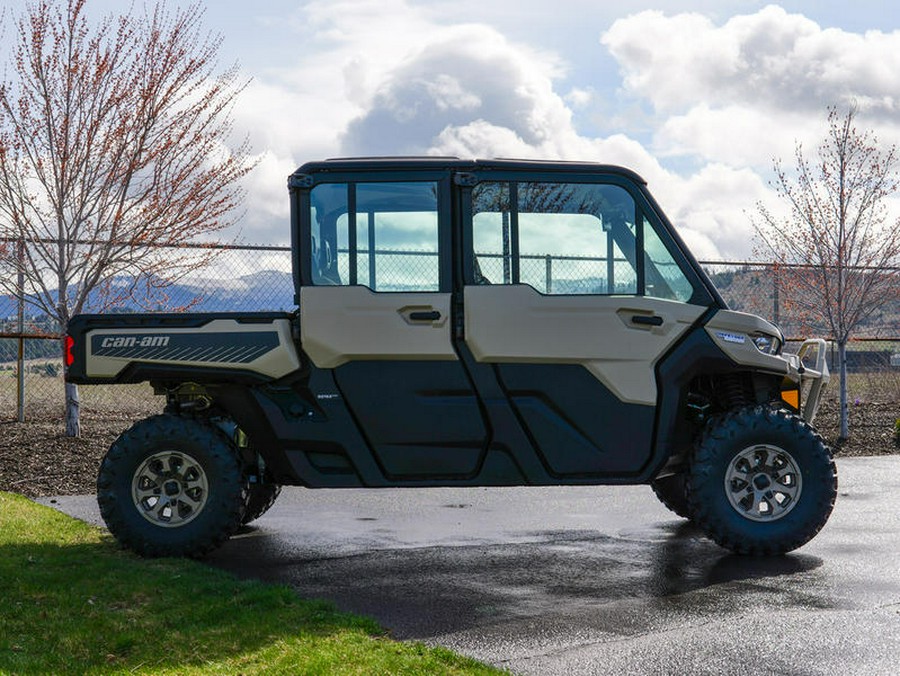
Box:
(292, 157, 647, 185)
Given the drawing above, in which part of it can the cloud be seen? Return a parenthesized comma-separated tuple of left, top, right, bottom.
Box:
(228, 151, 298, 245)
(653, 104, 819, 168)
(664, 164, 771, 260)
(429, 120, 536, 158)
(602, 5, 900, 118)
(423, 74, 482, 112)
(340, 23, 568, 155)
(565, 87, 594, 108)
(286, 0, 449, 110)
(599, 4, 900, 179)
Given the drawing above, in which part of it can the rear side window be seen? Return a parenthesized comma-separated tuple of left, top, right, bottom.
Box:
(310, 182, 440, 291)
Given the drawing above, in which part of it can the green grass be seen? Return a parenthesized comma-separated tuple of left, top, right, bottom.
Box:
(0, 492, 501, 675)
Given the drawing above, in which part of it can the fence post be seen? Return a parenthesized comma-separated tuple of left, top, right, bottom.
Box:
(545, 255, 552, 294)
(16, 238, 25, 423)
(502, 211, 511, 284)
(772, 264, 780, 325)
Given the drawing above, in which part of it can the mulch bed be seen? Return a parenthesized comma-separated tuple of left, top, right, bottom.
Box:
(0, 406, 145, 498)
(1, 398, 897, 500)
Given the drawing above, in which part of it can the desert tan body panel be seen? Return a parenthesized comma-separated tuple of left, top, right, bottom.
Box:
(85, 318, 301, 380)
(300, 286, 456, 369)
(464, 285, 706, 405)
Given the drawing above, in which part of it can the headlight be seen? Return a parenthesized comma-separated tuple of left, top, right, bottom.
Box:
(751, 332, 782, 355)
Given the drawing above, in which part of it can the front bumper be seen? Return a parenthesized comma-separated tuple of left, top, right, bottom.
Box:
(783, 339, 830, 423)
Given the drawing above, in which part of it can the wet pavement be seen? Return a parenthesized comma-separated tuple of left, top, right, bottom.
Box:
(41, 456, 900, 675)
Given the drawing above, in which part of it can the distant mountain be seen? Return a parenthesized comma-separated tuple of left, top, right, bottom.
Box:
(0, 269, 296, 321)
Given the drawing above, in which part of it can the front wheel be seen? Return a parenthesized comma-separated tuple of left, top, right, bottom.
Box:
(97, 415, 247, 558)
(687, 406, 837, 555)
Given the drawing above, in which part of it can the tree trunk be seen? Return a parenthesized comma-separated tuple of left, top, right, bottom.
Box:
(65, 381, 81, 437)
(838, 339, 849, 440)
(61, 335, 81, 437)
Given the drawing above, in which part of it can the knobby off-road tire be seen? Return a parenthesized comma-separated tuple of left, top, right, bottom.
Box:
(651, 473, 691, 519)
(241, 482, 282, 525)
(687, 406, 837, 555)
(97, 415, 247, 558)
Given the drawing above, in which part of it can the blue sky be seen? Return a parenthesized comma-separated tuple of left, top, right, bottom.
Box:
(5, 1, 900, 259)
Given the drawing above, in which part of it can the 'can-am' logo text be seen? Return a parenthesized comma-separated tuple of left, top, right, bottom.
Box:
(100, 335, 170, 348)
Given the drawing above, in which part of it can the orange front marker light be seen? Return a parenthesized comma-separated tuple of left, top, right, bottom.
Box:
(780, 388, 799, 410)
(65, 335, 74, 366)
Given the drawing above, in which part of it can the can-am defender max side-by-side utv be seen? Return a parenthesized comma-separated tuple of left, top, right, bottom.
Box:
(65, 157, 836, 558)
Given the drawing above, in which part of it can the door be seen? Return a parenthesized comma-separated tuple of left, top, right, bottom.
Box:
(300, 177, 488, 479)
(463, 177, 706, 476)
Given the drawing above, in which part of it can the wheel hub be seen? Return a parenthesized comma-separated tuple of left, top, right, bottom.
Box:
(131, 451, 209, 528)
(752, 474, 771, 490)
(724, 444, 802, 522)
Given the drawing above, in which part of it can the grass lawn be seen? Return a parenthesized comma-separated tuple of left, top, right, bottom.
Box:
(0, 492, 500, 675)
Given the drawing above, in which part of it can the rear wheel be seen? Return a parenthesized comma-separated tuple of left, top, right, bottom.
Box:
(687, 406, 837, 555)
(651, 473, 691, 519)
(242, 482, 282, 525)
(97, 415, 246, 558)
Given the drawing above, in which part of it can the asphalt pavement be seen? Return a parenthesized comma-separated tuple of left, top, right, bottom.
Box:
(40, 456, 900, 675)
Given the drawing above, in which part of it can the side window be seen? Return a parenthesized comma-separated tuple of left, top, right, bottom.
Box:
(472, 181, 638, 294)
(643, 216, 694, 302)
(472, 182, 512, 284)
(310, 182, 440, 291)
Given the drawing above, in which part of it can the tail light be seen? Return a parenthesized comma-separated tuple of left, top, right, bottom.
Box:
(65, 335, 74, 367)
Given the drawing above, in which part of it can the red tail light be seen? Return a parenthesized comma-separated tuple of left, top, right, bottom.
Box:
(65, 335, 74, 366)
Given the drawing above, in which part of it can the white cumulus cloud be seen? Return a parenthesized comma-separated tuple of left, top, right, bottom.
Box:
(601, 5, 900, 169)
(340, 23, 569, 155)
(603, 5, 900, 117)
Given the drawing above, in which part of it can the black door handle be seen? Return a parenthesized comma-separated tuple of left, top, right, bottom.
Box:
(409, 310, 441, 321)
(632, 314, 663, 326)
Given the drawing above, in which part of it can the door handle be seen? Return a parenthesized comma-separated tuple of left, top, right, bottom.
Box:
(409, 310, 442, 321)
(631, 314, 663, 326)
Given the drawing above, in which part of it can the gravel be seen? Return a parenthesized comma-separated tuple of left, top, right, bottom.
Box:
(1, 398, 897, 500)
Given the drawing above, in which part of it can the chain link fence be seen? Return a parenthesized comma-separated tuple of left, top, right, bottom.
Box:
(2, 241, 899, 425)
(700, 261, 900, 340)
(1, 241, 295, 423)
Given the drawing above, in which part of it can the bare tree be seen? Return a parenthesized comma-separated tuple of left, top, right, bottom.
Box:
(0, 0, 255, 436)
(754, 106, 900, 440)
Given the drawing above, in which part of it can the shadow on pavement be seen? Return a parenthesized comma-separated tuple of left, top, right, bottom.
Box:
(209, 518, 826, 640)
